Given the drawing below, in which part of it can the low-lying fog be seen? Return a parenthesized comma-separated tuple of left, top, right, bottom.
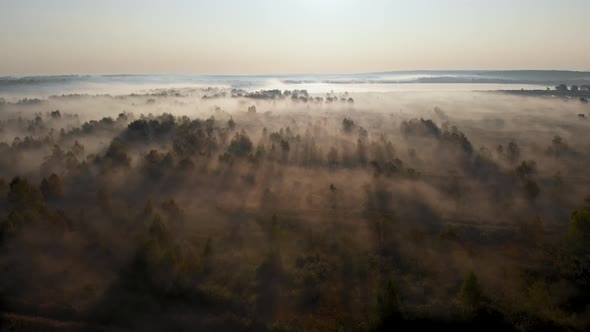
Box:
(0, 74, 546, 99)
(1, 82, 589, 331)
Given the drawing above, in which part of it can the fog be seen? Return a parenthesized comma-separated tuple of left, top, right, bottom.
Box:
(1, 83, 590, 331)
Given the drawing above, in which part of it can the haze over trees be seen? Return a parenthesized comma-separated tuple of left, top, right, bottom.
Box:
(0, 87, 589, 331)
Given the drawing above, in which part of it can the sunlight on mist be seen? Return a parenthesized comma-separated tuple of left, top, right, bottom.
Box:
(1, 1, 590, 331)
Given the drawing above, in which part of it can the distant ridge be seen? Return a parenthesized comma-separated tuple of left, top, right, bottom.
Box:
(1, 70, 589, 94)
(363, 70, 590, 82)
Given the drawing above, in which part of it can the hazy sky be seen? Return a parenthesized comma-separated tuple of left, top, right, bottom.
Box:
(1, 0, 588, 75)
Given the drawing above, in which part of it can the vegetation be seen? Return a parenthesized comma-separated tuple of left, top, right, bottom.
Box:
(0, 89, 589, 331)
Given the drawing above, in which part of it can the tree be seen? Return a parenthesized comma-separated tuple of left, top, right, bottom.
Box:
(516, 160, 537, 181)
(342, 118, 355, 133)
(441, 125, 473, 155)
(143, 150, 174, 178)
(200, 237, 213, 273)
(458, 272, 483, 311)
(103, 138, 131, 168)
(256, 251, 283, 320)
(527, 281, 551, 312)
(7, 176, 44, 212)
(524, 179, 541, 202)
(1, 210, 25, 241)
(148, 213, 169, 242)
(50, 110, 61, 118)
(547, 135, 568, 158)
(161, 199, 184, 222)
(279, 139, 290, 153)
(555, 84, 568, 92)
(40, 145, 67, 176)
(227, 131, 253, 158)
(371, 280, 404, 330)
(567, 198, 590, 251)
(357, 138, 368, 165)
(327, 147, 338, 166)
(507, 140, 520, 164)
(400, 118, 440, 139)
(560, 199, 590, 302)
(71, 140, 84, 157)
(97, 188, 111, 212)
(40, 173, 63, 201)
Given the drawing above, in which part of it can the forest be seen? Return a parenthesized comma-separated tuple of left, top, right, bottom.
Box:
(0, 87, 590, 331)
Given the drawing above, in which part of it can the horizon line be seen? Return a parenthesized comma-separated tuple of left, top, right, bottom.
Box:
(2, 69, 590, 78)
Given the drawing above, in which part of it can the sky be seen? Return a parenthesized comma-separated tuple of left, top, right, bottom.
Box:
(0, 0, 588, 75)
